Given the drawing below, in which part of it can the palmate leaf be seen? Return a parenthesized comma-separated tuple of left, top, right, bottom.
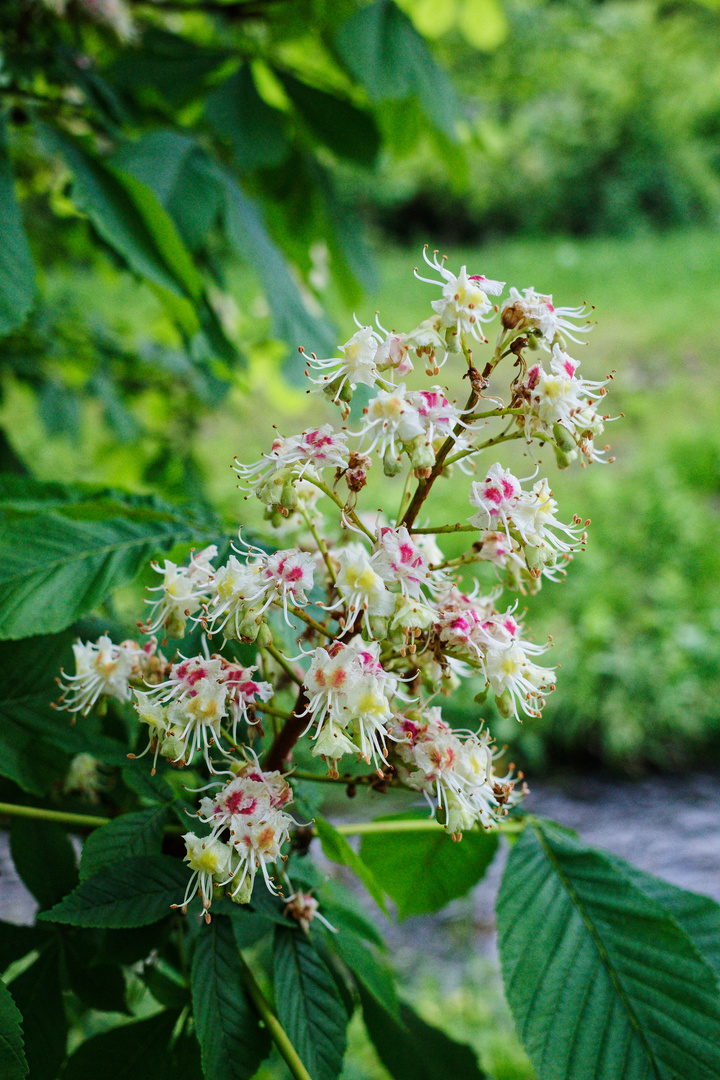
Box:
(359, 810, 499, 918)
(314, 814, 388, 915)
(0, 116, 35, 337)
(273, 926, 348, 1080)
(0, 980, 27, 1080)
(61, 1009, 179, 1080)
(40, 125, 203, 300)
(79, 806, 169, 881)
(191, 916, 270, 1080)
(0, 627, 129, 795)
(10, 944, 67, 1080)
(276, 72, 380, 166)
(359, 987, 487, 1080)
(219, 171, 336, 359)
(10, 819, 78, 910)
(39, 855, 190, 928)
(497, 820, 720, 1080)
(335, 0, 459, 138)
(0, 485, 222, 639)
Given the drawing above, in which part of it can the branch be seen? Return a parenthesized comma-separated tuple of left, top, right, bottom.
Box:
(263, 685, 309, 772)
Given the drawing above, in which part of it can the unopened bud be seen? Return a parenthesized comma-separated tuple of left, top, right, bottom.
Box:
(552, 423, 576, 453)
(495, 689, 515, 719)
(410, 439, 435, 472)
(383, 448, 403, 477)
(256, 622, 274, 648)
(280, 480, 298, 512)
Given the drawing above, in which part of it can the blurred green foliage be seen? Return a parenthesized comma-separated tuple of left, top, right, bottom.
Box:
(349, 0, 720, 239)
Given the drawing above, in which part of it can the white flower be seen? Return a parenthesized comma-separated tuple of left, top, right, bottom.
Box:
(234, 425, 349, 495)
(222, 663, 274, 742)
(56, 635, 139, 715)
(178, 833, 233, 918)
(303, 325, 381, 400)
(332, 544, 395, 632)
(142, 546, 217, 638)
(63, 753, 105, 802)
(300, 638, 404, 773)
(193, 760, 295, 905)
(373, 326, 413, 377)
(372, 526, 435, 599)
(467, 462, 523, 535)
(415, 247, 505, 344)
(203, 555, 266, 640)
(355, 384, 425, 458)
(390, 708, 522, 834)
(501, 287, 591, 347)
(405, 315, 449, 374)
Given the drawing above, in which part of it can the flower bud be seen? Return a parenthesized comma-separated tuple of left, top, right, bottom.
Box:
(383, 447, 403, 477)
(552, 423, 576, 454)
(410, 439, 435, 472)
(280, 479, 298, 512)
(553, 444, 577, 469)
(256, 622, 274, 648)
(495, 689, 515, 719)
(159, 728, 186, 762)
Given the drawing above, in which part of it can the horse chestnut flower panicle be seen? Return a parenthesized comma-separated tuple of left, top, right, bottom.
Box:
(55, 247, 614, 912)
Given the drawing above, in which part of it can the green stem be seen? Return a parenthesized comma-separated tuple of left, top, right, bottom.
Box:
(308, 479, 375, 540)
(254, 703, 293, 721)
(410, 523, 476, 535)
(0, 803, 108, 828)
(263, 644, 304, 687)
(237, 953, 313, 1080)
(283, 603, 334, 640)
(333, 818, 526, 836)
(303, 511, 337, 585)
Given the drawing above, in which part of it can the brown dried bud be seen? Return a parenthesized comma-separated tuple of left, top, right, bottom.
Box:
(501, 303, 525, 330)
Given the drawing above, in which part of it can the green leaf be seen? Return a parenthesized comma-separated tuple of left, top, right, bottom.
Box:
(109, 28, 229, 109)
(41, 126, 202, 299)
(39, 856, 189, 928)
(314, 815, 388, 915)
(64, 942, 128, 1014)
(206, 66, 287, 172)
(608, 857, 720, 983)
(79, 807, 169, 882)
(330, 929, 400, 1019)
(359, 988, 487, 1080)
(10, 819, 78, 911)
(335, 0, 459, 137)
(0, 628, 129, 794)
(167, 1027, 203, 1080)
(277, 72, 380, 166)
(191, 916, 270, 1080)
(0, 488, 221, 639)
(220, 171, 336, 357)
(0, 979, 27, 1080)
(0, 923, 45, 973)
(273, 926, 348, 1080)
(497, 820, 720, 1080)
(114, 131, 224, 252)
(61, 1009, 178, 1080)
(0, 117, 35, 337)
(10, 945, 67, 1080)
(359, 811, 499, 918)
